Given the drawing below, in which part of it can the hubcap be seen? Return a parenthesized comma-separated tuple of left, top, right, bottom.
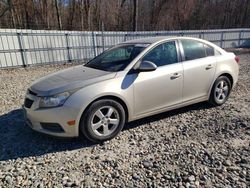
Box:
(91, 106, 120, 137)
(215, 80, 229, 102)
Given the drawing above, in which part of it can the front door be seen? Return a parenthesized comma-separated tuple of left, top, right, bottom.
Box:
(133, 41, 183, 116)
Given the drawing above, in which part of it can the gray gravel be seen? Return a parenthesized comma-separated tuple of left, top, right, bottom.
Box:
(0, 54, 249, 188)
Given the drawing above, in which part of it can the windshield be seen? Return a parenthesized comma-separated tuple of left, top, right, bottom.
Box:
(85, 44, 149, 72)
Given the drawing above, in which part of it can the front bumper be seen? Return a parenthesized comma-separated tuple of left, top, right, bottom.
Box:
(23, 93, 80, 138)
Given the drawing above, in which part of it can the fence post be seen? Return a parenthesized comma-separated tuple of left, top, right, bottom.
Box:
(17, 32, 26, 67)
(65, 33, 71, 62)
(179, 31, 184, 36)
(238, 30, 242, 47)
(199, 31, 204, 39)
(101, 22, 105, 52)
(199, 32, 202, 39)
(124, 33, 127, 42)
(220, 31, 224, 48)
(91, 31, 97, 57)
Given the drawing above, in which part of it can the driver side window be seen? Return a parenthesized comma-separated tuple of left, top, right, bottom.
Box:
(142, 41, 178, 67)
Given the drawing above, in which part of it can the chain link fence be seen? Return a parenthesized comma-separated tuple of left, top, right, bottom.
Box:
(0, 28, 249, 68)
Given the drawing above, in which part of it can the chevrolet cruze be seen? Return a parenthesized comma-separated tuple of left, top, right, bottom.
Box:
(23, 37, 239, 142)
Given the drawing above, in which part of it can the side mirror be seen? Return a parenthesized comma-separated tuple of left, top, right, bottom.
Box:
(136, 61, 157, 72)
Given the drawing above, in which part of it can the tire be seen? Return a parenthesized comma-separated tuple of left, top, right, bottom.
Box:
(209, 76, 232, 106)
(80, 99, 126, 143)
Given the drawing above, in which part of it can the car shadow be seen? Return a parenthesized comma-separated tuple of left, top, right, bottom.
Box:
(0, 109, 95, 161)
(0, 102, 213, 161)
(124, 101, 214, 130)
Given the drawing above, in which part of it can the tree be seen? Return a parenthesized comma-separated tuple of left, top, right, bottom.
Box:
(0, 0, 249, 31)
(132, 0, 138, 31)
(55, 0, 62, 30)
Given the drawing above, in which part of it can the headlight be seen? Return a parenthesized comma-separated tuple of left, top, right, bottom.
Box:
(39, 91, 71, 108)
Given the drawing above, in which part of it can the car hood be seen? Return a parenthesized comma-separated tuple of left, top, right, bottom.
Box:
(30, 65, 116, 96)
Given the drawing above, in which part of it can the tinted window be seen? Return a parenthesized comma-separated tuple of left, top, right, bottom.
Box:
(182, 40, 206, 61)
(204, 44, 215, 56)
(103, 47, 131, 62)
(142, 41, 178, 67)
(85, 44, 148, 72)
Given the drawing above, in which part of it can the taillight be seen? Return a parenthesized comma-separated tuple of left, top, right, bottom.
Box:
(235, 56, 240, 64)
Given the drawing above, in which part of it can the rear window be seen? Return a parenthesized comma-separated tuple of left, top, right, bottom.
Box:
(204, 44, 215, 56)
(181, 40, 217, 61)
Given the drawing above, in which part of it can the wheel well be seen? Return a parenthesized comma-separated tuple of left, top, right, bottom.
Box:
(209, 73, 234, 98)
(219, 73, 233, 86)
(80, 95, 129, 123)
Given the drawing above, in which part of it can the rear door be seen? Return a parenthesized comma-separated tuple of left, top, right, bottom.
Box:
(180, 39, 216, 102)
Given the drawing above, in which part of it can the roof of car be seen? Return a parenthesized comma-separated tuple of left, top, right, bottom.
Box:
(122, 36, 174, 44)
(125, 36, 173, 44)
(121, 36, 214, 45)
(121, 36, 225, 54)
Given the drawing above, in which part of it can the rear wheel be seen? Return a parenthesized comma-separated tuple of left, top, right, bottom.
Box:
(209, 76, 232, 106)
(80, 99, 125, 142)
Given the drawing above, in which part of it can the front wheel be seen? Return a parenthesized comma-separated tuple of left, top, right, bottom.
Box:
(80, 99, 126, 142)
(209, 76, 232, 106)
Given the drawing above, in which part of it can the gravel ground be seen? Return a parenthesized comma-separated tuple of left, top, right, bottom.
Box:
(0, 54, 249, 188)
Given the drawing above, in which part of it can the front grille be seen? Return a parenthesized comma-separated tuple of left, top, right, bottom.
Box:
(40, 123, 65, 133)
(24, 98, 34, 108)
(28, 89, 37, 96)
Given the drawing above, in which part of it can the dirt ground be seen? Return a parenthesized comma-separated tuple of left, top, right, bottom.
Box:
(0, 54, 249, 187)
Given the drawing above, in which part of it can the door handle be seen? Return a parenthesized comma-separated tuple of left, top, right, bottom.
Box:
(206, 64, 213, 70)
(171, 73, 181, 79)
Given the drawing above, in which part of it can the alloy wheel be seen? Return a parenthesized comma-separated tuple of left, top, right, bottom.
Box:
(215, 80, 229, 102)
(90, 106, 120, 137)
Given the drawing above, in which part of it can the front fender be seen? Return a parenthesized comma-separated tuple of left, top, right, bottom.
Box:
(64, 76, 134, 136)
